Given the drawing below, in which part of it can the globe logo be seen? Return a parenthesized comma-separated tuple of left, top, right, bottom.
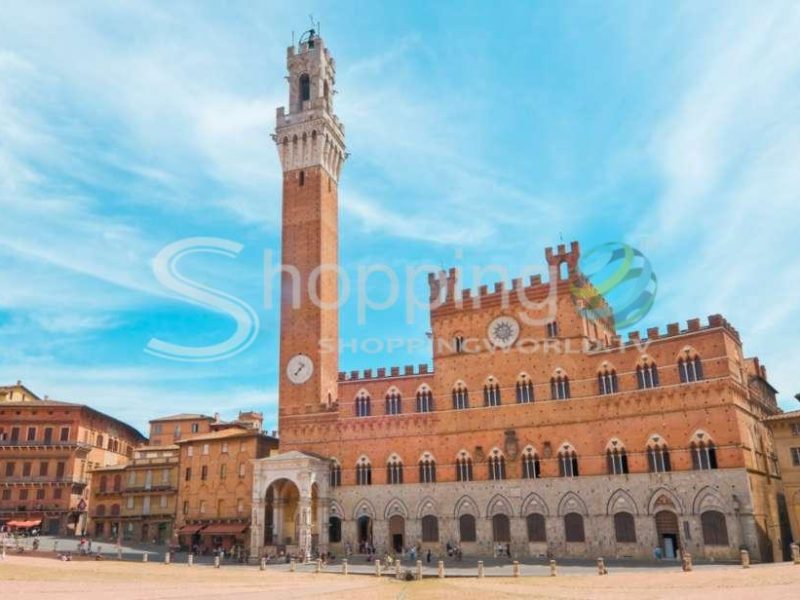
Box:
(570, 242, 657, 330)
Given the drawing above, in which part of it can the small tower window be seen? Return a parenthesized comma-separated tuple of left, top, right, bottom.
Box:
(299, 73, 311, 103)
(299, 170, 305, 186)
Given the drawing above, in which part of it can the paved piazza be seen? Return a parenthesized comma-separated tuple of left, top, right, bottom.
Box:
(1, 555, 799, 599)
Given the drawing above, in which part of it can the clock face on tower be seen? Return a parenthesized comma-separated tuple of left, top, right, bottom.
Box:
(487, 315, 520, 348)
(286, 354, 314, 384)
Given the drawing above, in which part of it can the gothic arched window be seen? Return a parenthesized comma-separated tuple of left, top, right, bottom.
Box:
(487, 450, 506, 481)
(678, 354, 704, 383)
(455, 451, 473, 482)
(551, 374, 570, 400)
(598, 368, 618, 395)
(637, 360, 660, 389)
(386, 455, 403, 485)
(516, 375, 534, 404)
(521, 447, 541, 479)
(355, 457, 372, 485)
(483, 379, 501, 407)
(355, 392, 371, 417)
(416, 386, 433, 413)
(558, 445, 579, 477)
(385, 389, 402, 415)
(299, 73, 311, 103)
(452, 383, 469, 410)
(419, 453, 436, 484)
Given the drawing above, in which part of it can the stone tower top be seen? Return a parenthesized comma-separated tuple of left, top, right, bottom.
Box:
(274, 29, 346, 181)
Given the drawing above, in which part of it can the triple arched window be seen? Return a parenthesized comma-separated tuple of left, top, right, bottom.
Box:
(598, 368, 618, 395)
(606, 443, 629, 475)
(483, 379, 501, 407)
(455, 452, 473, 482)
(329, 463, 342, 487)
(516, 375, 534, 404)
(646, 437, 672, 473)
(691, 437, 718, 470)
(416, 386, 433, 413)
(386, 455, 403, 485)
(521, 447, 541, 479)
(355, 457, 372, 485)
(355, 392, 371, 417)
(487, 450, 506, 480)
(419, 454, 436, 483)
(636, 361, 660, 389)
(551, 374, 571, 400)
(678, 355, 704, 383)
(558, 445, 579, 477)
(385, 389, 402, 415)
(452, 383, 469, 410)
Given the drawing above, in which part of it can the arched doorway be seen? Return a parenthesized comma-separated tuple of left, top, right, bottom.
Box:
(357, 515, 373, 552)
(264, 478, 300, 546)
(389, 515, 405, 552)
(492, 514, 511, 543)
(655, 510, 680, 559)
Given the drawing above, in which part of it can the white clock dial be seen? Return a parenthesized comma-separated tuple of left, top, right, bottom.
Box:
(487, 315, 520, 348)
(286, 354, 314, 384)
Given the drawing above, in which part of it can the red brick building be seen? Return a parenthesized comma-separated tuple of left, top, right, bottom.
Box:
(250, 31, 790, 563)
(0, 382, 145, 535)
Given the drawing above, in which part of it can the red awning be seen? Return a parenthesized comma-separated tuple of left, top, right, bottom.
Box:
(5, 519, 41, 528)
(177, 524, 204, 535)
(201, 523, 249, 535)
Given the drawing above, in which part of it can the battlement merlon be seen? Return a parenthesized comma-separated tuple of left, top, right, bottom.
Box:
(338, 363, 433, 382)
(545, 240, 580, 282)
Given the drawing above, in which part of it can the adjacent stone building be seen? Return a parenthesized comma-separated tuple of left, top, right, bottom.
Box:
(250, 31, 790, 563)
(764, 409, 800, 552)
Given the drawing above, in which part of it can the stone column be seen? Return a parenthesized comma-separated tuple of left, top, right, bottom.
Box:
(298, 496, 313, 562)
(317, 497, 330, 554)
(250, 500, 265, 556)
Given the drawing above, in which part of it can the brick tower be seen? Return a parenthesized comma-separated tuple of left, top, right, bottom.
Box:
(275, 30, 345, 429)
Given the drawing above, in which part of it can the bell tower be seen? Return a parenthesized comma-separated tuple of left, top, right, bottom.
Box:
(275, 30, 345, 429)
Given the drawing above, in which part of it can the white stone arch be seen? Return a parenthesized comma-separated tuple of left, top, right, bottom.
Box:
(645, 433, 669, 448)
(597, 359, 616, 372)
(486, 493, 513, 517)
(646, 487, 685, 515)
(418, 450, 436, 463)
(356, 454, 371, 466)
(521, 444, 538, 456)
(692, 486, 726, 515)
(455, 448, 472, 461)
(689, 429, 714, 445)
(384, 497, 409, 520)
(557, 441, 578, 456)
(675, 344, 701, 360)
(386, 451, 403, 465)
(329, 499, 345, 520)
(557, 492, 588, 516)
(520, 492, 549, 517)
(384, 385, 401, 397)
(452, 379, 468, 390)
(488, 446, 505, 459)
(606, 489, 640, 515)
(605, 437, 626, 452)
(416, 496, 439, 518)
(415, 382, 432, 394)
(453, 495, 478, 518)
(352, 498, 376, 520)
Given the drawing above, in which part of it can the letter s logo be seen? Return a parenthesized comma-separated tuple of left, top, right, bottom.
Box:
(145, 237, 259, 362)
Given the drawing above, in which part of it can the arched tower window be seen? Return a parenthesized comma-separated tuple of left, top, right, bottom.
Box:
(452, 383, 469, 410)
(646, 435, 672, 473)
(418, 452, 436, 484)
(386, 454, 403, 485)
(416, 385, 433, 413)
(521, 446, 541, 479)
(598, 367, 618, 395)
(516, 374, 534, 404)
(558, 443, 579, 477)
(299, 73, 311, 105)
(455, 450, 473, 482)
(678, 352, 704, 383)
(487, 448, 506, 480)
(329, 461, 342, 487)
(385, 388, 402, 415)
(636, 358, 660, 389)
(483, 377, 501, 407)
(355, 391, 371, 417)
(690, 432, 718, 470)
(606, 439, 629, 475)
(355, 456, 372, 485)
(551, 371, 570, 400)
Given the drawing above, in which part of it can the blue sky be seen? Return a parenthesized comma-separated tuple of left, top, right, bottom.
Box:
(1, 1, 799, 433)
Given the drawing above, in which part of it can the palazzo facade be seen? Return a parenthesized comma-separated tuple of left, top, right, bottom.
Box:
(251, 31, 789, 562)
